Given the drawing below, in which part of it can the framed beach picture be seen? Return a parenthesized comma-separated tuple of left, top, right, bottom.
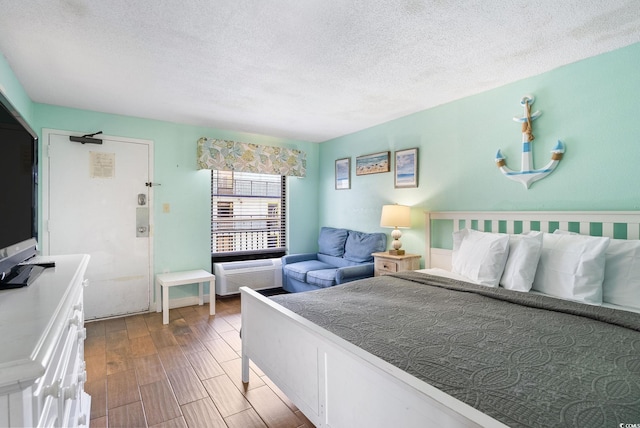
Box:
(395, 148, 418, 188)
(335, 158, 350, 189)
(355, 151, 390, 176)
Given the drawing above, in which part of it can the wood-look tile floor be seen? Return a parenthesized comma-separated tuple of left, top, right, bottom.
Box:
(85, 296, 314, 428)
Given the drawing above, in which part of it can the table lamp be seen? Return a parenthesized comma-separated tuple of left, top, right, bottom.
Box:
(380, 204, 411, 255)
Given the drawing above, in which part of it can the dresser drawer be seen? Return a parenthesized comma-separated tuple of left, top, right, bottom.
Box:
(33, 282, 84, 425)
(375, 259, 398, 274)
(37, 396, 58, 428)
(372, 252, 421, 277)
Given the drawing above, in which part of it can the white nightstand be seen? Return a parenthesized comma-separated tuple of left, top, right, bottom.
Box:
(372, 252, 421, 276)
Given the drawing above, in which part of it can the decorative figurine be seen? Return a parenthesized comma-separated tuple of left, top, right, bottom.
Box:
(495, 95, 564, 189)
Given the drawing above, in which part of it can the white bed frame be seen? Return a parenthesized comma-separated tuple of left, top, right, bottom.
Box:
(240, 211, 640, 428)
(426, 211, 640, 271)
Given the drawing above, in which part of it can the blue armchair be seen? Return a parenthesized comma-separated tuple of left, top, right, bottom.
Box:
(282, 227, 387, 293)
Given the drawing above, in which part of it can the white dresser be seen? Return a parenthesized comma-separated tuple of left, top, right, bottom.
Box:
(0, 254, 91, 428)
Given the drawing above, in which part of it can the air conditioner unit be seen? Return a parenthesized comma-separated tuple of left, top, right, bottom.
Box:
(214, 258, 283, 296)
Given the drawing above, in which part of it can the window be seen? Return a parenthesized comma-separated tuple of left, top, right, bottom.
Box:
(211, 171, 286, 257)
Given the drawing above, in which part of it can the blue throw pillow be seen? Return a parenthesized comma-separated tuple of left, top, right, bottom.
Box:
(344, 230, 387, 263)
(318, 227, 349, 257)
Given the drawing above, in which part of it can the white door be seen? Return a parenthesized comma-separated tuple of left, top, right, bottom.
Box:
(42, 130, 153, 319)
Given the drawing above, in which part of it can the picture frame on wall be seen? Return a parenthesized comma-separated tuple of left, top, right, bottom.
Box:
(335, 158, 350, 189)
(395, 148, 418, 188)
(355, 151, 390, 176)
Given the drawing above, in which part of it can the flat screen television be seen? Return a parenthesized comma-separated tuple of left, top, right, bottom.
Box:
(0, 89, 39, 287)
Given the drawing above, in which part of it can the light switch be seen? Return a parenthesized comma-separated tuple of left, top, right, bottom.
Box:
(163, 203, 171, 213)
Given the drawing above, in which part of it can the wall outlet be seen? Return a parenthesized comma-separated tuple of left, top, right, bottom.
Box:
(162, 203, 171, 213)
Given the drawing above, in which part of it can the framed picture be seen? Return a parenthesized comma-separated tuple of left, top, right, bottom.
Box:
(355, 151, 390, 176)
(335, 158, 350, 189)
(394, 148, 418, 188)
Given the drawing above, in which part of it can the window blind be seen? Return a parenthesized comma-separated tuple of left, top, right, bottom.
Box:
(211, 171, 286, 255)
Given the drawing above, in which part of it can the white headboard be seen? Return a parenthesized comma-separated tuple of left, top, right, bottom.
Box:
(425, 211, 640, 270)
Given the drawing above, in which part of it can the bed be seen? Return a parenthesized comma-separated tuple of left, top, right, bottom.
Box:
(240, 211, 640, 427)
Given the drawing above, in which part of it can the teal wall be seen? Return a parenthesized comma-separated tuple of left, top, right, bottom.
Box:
(0, 52, 320, 300)
(319, 42, 640, 263)
(3, 40, 640, 291)
(0, 53, 34, 126)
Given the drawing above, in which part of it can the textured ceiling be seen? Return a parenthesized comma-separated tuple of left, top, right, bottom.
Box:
(1, 1, 639, 142)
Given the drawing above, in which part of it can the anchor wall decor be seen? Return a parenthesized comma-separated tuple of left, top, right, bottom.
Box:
(495, 95, 564, 189)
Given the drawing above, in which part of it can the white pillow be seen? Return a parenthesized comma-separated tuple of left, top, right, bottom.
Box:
(554, 230, 640, 310)
(602, 239, 640, 309)
(452, 229, 509, 287)
(532, 233, 609, 305)
(499, 231, 543, 292)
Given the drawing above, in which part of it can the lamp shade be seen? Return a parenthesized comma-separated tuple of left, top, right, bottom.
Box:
(380, 204, 411, 228)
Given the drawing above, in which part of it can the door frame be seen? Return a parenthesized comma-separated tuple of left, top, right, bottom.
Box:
(41, 128, 155, 313)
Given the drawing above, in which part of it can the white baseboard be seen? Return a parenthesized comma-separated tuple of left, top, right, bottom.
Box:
(157, 294, 213, 311)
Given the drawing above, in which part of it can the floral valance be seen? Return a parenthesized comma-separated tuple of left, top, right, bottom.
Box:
(197, 137, 306, 177)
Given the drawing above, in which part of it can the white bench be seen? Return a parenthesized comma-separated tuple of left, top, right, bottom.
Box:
(155, 269, 215, 324)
